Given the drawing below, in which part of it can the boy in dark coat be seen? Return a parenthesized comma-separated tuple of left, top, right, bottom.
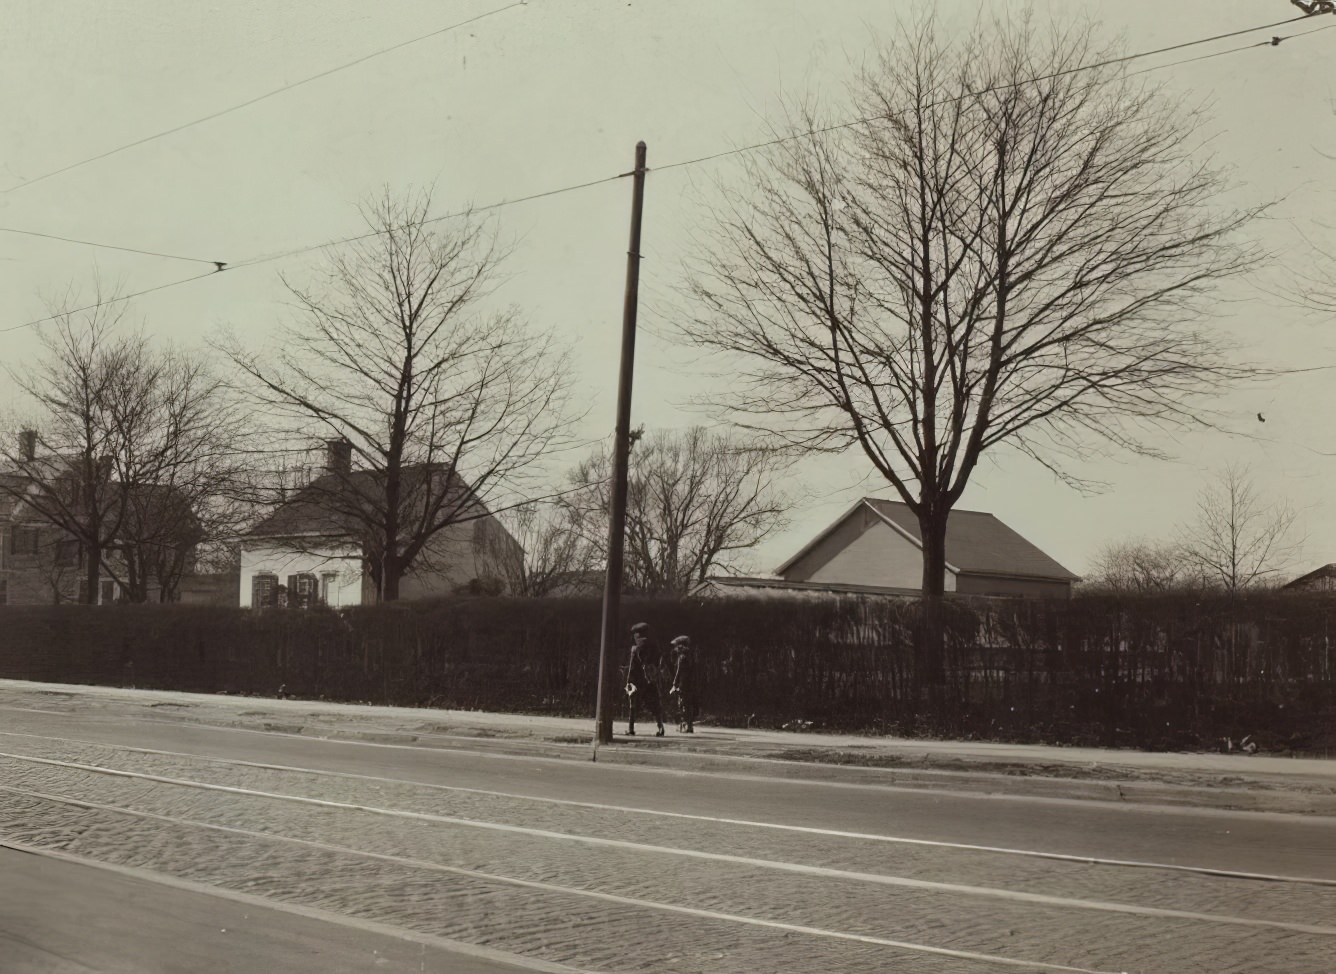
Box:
(668, 634, 696, 733)
(625, 621, 665, 737)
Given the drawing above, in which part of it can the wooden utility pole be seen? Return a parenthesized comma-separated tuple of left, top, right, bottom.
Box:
(593, 141, 647, 756)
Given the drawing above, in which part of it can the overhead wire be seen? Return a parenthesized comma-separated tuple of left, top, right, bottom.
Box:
(0, 227, 224, 266)
(230, 172, 630, 269)
(0, 270, 225, 335)
(1123, 19, 1336, 77)
(0, 170, 630, 335)
(3, 10, 1333, 337)
(654, 12, 1320, 175)
(0, 1, 526, 197)
(12, 8, 1322, 273)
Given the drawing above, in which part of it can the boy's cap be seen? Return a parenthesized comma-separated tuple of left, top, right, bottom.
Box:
(630, 622, 650, 635)
(671, 635, 691, 647)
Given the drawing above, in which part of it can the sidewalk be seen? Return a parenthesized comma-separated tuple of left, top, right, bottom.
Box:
(3, 679, 1334, 816)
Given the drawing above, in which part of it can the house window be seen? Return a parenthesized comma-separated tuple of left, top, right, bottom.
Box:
(289, 572, 318, 609)
(252, 572, 278, 608)
(11, 525, 40, 556)
(0, 528, 8, 569)
(0, 579, 7, 605)
(320, 572, 338, 606)
(99, 580, 116, 604)
(55, 539, 80, 568)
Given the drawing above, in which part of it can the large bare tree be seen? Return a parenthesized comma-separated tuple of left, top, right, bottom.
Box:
(223, 189, 575, 601)
(2, 301, 126, 602)
(1177, 464, 1301, 592)
(2, 291, 245, 602)
(683, 15, 1259, 674)
(562, 427, 790, 596)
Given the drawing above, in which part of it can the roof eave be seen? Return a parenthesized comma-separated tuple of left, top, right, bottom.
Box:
(956, 568, 1081, 583)
(244, 530, 357, 543)
(773, 497, 873, 574)
(863, 501, 963, 574)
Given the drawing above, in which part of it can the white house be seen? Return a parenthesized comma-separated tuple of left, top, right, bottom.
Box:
(239, 442, 522, 608)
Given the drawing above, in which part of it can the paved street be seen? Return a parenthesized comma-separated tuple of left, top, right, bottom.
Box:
(0, 846, 554, 974)
(2, 682, 1335, 973)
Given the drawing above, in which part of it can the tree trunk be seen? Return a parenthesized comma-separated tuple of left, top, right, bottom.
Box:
(124, 550, 146, 603)
(381, 554, 401, 602)
(917, 504, 949, 693)
(83, 543, 101, 605)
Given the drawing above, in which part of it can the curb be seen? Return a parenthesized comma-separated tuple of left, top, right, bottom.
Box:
(4, 680, 1333, 817)
(198, 716, 1336, 816)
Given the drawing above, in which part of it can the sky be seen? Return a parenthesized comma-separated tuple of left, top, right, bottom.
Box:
(1, 0, 1334, 580)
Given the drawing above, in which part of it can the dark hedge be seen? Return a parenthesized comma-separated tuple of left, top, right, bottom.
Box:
(1, 592, 1333, 752)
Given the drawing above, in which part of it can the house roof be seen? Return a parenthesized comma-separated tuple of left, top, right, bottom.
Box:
(246, 473, 365, 539)
(692, 575, 924, 599)
(0, 472, 25, 489)
(776, 497, 1079, 582)
(245, 465, 478, 540)
(0, 468, 198, 540)
(0, 473, 27, 513)
(1283, 564, 1336, 589)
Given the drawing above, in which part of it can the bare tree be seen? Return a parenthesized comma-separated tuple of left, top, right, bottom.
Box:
(23, 529, 83, 605)
(2, 292, 248, 602)
(222, 189, 576, 601)
(1084, 538, 1195, 594)
(563, 427, 790, 596)
(484, 502, 596, 597)
(1, 299, 127, 602)
(1177, 464, 1301, 592)
(683, 14, 1258, 676)
(105, 345, 249, 602)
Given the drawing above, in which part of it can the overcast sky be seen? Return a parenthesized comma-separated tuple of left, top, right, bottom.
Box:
(2, 0, 1334, 578)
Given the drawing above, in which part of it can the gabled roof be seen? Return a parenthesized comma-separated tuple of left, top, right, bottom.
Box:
(776, 497, 1079, 582)
(693, 575, 923, 599)
(0, 468, 197, 540)
(0, 472, 27, 513)
(245, 465, 476, 540)
(1283, 563, 1336, 589)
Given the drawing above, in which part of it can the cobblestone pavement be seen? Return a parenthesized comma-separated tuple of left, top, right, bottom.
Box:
(3, 682, 1336, 973)
(2, 729, 1335, 969)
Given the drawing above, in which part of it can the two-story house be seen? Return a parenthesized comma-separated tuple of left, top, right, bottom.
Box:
(1, 432, 201, 605)
(239, 442, 523, 607)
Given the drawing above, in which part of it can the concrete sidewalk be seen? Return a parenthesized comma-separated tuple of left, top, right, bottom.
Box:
(3, 679, 1334, 815)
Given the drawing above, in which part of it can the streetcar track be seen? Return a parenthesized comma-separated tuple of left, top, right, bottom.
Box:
(2, 731, 1333, 890)
(0, 787, 1129, 974)
(3, 750, 1335, 938)
(0, 840, 587, 974)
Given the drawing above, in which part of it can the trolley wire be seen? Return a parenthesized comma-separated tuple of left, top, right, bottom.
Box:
(655, 12, 1320, 175)
(0, 1, 526, 198)
(0, 227, 224, 267)
(3, 11, 1332, 336)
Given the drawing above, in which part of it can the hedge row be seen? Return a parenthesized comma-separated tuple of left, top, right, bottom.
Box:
(1, 593, 1333, 752)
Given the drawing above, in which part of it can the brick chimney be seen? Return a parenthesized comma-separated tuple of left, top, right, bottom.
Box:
(18, 429, 37, 462)
(324, 439, 352, 477)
